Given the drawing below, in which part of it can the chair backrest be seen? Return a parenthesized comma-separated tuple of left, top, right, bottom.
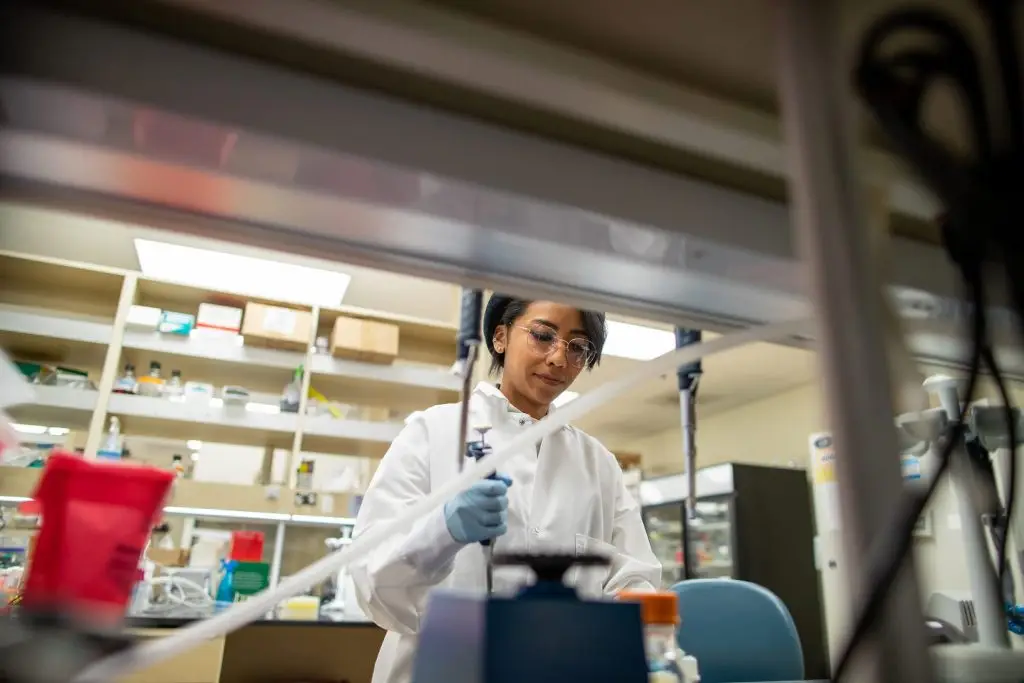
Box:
(671, 579, 804, 683)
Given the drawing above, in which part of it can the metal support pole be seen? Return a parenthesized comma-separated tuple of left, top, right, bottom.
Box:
(776, 2, 933, 682)
(269, 521, 287, 588)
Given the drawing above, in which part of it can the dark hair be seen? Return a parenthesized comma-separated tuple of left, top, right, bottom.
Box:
(487, 299, 607, 375)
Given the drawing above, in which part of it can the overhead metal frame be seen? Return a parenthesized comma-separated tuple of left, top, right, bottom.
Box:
(0, 6, 975, 328)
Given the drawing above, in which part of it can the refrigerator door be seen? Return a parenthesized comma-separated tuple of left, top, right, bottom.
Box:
(690, 496, 735, 578)
(642, 501, 686, 587)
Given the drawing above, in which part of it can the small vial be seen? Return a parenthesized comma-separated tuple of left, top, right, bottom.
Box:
(619, 590, 700, 683)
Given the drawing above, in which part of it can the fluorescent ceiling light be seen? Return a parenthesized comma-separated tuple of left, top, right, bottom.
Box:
(553, 391, 579, 408)
(0, 496, 31, 504)
(186, 440, 203, 451)
(603, 321, 676, 361)
(12, 423, 47, 435)
(134, 239, 351, 308)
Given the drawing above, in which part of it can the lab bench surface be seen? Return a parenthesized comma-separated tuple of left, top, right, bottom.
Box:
(124, 619, 385, 683)
(126, 615, 378, 629)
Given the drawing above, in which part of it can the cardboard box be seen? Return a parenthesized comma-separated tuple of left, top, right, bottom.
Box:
(196, 303, 243, 333)
(146, 547, 191, 567)
(612, 451, 643, 470)
(330, 316, 399, 364)
(241, 302, 312, 352)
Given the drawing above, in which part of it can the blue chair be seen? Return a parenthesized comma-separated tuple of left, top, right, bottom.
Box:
(670, 579, 805, 683)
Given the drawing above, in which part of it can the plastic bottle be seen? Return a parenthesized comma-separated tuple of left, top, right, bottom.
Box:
(97, 416, 124, 461)
(280, 365, 303, 413)
(619, 590, 700, 683)
(215, 559, 238, 612)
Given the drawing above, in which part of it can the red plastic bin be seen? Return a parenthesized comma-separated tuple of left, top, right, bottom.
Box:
(229, 530, 265, 562)
(21, 452, 174, 624)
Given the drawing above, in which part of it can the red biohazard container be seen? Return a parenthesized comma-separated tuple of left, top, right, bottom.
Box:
(21, 452, 175, 623)
(229, 530, 265, 562)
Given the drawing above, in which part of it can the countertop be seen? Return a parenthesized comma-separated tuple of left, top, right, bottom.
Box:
(126, 615, 377, 629)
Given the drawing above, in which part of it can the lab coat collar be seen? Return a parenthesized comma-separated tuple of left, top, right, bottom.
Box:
(471, 382, 567, 430)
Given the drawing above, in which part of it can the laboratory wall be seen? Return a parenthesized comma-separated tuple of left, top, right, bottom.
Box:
(619, 369, 1024, 655)
(611, 382, 825, 475)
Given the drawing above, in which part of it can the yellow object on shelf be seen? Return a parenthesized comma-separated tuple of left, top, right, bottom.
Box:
(278, 595, 321, 621)
(307, 386, 343, 419)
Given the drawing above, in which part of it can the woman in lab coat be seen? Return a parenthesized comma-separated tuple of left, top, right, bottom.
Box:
(350, 295, 662, 683)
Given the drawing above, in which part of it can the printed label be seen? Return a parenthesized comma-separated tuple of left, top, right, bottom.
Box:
(263, 307, 297, 336)
(900, 455, 922, 480)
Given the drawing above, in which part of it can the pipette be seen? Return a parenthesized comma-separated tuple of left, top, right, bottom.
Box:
(453, 290, 484, 473)
(468, 423, 496, 594)
(674, 327, 702, 581)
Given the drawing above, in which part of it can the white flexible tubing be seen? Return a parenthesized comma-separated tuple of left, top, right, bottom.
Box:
(75, 317, 811, 682)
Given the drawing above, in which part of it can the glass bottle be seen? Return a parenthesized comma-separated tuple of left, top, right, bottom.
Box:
(138, 361, 165, 397)
(165, 369, 184, 399)
(113, 364, 138, 394)
(171, 454, 187, 478)
(619, 590, 699, 683)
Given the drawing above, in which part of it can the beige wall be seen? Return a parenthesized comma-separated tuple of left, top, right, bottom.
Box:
(611, 382, 826, 476)
(616, 370, 1024, 647)
(623, 371, 1024, 477)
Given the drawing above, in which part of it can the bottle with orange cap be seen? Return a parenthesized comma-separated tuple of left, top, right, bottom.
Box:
(618, 590, 700, 683)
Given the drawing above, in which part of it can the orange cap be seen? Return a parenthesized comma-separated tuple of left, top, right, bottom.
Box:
(618, 590, 680, 625)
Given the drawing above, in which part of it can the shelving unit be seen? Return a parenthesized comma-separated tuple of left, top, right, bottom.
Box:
(6, 385, 98, 431)
(0, 250, 460, 527)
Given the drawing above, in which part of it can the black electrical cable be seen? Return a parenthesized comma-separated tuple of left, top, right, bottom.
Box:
(834, 1, 1024, 678)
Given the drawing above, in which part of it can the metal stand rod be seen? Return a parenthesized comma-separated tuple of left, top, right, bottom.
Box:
(929, 380, 1008, 647)
(776, 2, 932, 681)
(949, 450, 1010, 645)
(675, 327, 702, 581)
(679, 387, 698, 580)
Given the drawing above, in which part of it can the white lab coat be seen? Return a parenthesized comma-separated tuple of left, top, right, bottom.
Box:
(350, 382, 662, 683)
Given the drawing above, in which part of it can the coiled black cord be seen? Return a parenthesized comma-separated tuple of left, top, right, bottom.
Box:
(834, 1, 1023, 678)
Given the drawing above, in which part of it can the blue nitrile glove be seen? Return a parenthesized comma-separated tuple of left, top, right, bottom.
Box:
(444, 474, 513, 544)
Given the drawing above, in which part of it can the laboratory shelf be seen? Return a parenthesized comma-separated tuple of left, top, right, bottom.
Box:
(301, 415, 402, 458)
(121, 329, 306, 370)
(0, 307, 114, 346)
(308, 354, 459, 411)
(5, 385, 98, 430)
(0, 307, 114, 373)
(107, 393, 299, 448)
(166, 479, 289, 517)
(119, 329, 305, 396)
(0, 466, 40, 501)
